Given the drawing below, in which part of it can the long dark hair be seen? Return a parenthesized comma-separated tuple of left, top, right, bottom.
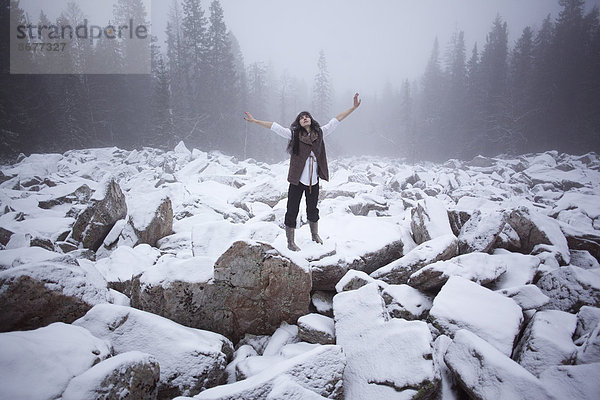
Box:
(287, 111, 322, 155)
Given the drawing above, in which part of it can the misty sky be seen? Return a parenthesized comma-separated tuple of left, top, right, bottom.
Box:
(18, 0, 600, 95)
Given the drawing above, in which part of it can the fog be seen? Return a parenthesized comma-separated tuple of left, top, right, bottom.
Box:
(4, 0, 600, 161)
(22, 0, 597, 94)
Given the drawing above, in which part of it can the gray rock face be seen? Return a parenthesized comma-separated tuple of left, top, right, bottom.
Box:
(458, 209, 507, 254)
(134, 241, 312, 343)
(333, 283, 439, 400)
(132, 197, 173, 247)
(576, 322, 600, 364)
(408, 252, 508, 293)
(507, 206, 570, 264)
(297, 314, 336, 345)
(382, 284, 432, 320)
(311, 240, 403, 291)
(444, 329, 554, 400)
(72, 179, 127, 251)
(410, 197, 453, 245)
(371, 234, 458, 284)
(0, 261, 111, 332)
(37, 184, 93, 209)
(566, 234, 600, 263)
(0, 323, 112, 400)
(513, 310, 578, 377)
(74, 304, 233, 399)
(536, 266, 600, 312)
(539, 363, 600, 400)
(61, 351, 160, 400)
(429, 276, 523, 356)
(194, 345, 346, 400)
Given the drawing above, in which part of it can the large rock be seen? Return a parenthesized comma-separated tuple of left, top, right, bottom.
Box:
(408, 252, 508, 292)
(496, 284, 550, 311)
(298, 314, 336, 345)
(371, 234, 458, 284)
(73, 304, 233, 399)
(0, 322, 112, 400)
(429, 276, 523, 356)
(130, 196, 174, 247)
(539, 363, 600, 400)
(71, 179, 127, 251)
(0, 261, 112, 332)
(410, 196, 454, 245)
(382, 284, 432, 320)
(333, 283, 439, 399)
(134, 241, 312, 343)
(311, 240, 404, 291)
(566, 234, 600, 263)
(192, 345, 346, 400)
(458, 209, 507, 254)
(576, 321, 600, 364)
(536, 266, 600, 312)
(507, 206, 570, 264)
(444, 329, 554, 400)
(61, 351, 160, 400)
(513, 310, 578, 377)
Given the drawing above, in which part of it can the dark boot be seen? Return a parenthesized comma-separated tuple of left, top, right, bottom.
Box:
(286, 226, 301, 251)
(309, 221, 323, 244)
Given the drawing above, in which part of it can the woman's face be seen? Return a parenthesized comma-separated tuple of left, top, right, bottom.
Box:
(299, 114, 312, 129)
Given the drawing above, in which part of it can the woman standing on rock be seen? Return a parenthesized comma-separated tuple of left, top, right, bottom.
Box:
(244, 93, 361, 251)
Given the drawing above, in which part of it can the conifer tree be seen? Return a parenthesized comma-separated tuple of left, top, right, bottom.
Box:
(312, 50, 332, 121)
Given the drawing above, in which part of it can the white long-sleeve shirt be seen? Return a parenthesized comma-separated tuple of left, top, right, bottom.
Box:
(271, 118, 340, 186)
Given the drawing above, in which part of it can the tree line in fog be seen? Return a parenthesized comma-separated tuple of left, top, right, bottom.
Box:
(1, 0, 599, 162)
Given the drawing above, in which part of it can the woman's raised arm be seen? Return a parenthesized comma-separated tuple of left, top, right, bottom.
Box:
(244, 112, 273, 129)
(335, 93, 361, 122)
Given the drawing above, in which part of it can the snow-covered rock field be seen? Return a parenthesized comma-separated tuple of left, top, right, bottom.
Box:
(1, 144, 600, 399)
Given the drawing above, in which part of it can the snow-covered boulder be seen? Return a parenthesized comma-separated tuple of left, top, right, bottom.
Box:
(130, 195, 173, 247)
(487, 250, 540, 290)
(576, 321, 600, 364)
(570, 249, 600, 270)
(496, 284, 550, 311)
(539, 363, 600, 400)
(134, 241, 311, 343)
(513, 310, 578, 377)
(371, 234, 458, 284)
(507, 206, 570, 265)
(334, 269, 376, 292)
(382, 284, 432, 320)
(73, 304, 233, 398)
(61, 351, 160, 400)
(0, 261, 112, 332)
(429, 276, 523, 356)
(444, 329, 554, 400)
(408, 252, 508, 292)
(297, 314, 336, 345)
(0, 322, 112, 400)
(410, 196, 453, 245)
(311, 291, 334, 317)
(566, 233, 600, 264)
(458, 209, 507, 254)
(191, 345, 345, 400)
(310, 215, 405, 291)
(71, 178, 127, 251)
(536, 265, 600, 312)
(334, 283, 439, 399)
(575, 306, 600, 340)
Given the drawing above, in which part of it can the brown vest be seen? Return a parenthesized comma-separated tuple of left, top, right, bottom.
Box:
(287, 129, 329, 185)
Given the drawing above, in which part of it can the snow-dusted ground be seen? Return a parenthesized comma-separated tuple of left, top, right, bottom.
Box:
(1, 145, 600, 399)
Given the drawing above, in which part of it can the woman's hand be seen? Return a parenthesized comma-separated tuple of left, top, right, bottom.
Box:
(353, 93, 361, 109)
(244, 112, 256, 123)
(335, 92, 362, 122)
(244, 112, 274, 129)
